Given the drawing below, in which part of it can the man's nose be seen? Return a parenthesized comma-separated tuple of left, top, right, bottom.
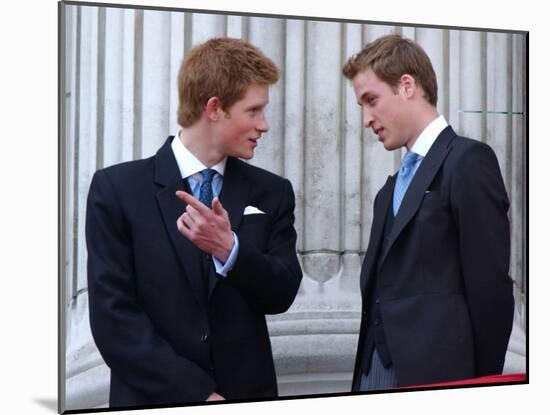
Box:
(257, 114, 269, 133)
(362, 107, 374, 129)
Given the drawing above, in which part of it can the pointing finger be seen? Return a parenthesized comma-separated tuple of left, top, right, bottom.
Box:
(175, 190, 209, 213)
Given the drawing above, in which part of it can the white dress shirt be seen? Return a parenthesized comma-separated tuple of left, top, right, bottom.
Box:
(401, 114, 449, 178)
(410, 114, 448, 157)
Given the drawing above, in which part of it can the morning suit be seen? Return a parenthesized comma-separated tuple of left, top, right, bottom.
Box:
(86, 136, 302, 407)
(352, 125, 514, 390)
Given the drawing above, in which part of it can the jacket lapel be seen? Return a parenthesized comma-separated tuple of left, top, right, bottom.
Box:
(154, 136, 207, 309)
(219, 157, 249, 232)
(378, 126, 456, 268)
(360, 175, 395, 295)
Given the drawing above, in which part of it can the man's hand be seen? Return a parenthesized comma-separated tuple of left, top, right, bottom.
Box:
(175, 191, 234, 262)
(206, 392, 225, 401)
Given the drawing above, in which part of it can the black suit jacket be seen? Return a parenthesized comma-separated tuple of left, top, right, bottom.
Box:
(86, 136, 302, 408)
(352, 126, 515, 389)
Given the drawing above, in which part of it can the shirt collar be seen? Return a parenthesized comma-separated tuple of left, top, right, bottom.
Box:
(410, 115, 448, 157)
(171, 129, 227, 179)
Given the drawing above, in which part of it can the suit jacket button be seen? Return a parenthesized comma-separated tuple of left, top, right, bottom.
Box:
(375, 298, 380, 304)
(201, 333, 209, 343)
(374, 318, 380, 326)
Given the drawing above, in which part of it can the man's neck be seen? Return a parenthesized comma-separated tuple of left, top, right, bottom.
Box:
(178, 126, 224, 167)
(405, 105, 440, 151)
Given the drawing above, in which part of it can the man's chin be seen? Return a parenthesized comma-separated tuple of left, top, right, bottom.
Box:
(236, 151, 254, 160)
(382, 140, 403, 152)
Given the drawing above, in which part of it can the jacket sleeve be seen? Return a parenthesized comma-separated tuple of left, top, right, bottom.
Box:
(450, 142, 515, 376)
(226, 178, 302, 314)
(86, 169, 215, 404)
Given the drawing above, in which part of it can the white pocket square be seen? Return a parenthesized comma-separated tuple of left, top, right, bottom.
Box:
(243, 206, 265, 215)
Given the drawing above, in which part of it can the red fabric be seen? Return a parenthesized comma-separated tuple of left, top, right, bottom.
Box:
(398, 373, 526, 389)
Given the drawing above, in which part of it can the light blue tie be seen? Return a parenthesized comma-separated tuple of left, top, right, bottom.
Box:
(393, 151, 420, 215)
(198, 169, 216, 208)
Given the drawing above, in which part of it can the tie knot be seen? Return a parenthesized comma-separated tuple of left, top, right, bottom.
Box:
(400, 151, 419, 171)
(201, 169, 216, 183)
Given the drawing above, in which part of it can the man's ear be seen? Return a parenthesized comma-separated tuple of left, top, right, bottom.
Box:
(398, 74, 417, 99)
(205, 97, 222, 121)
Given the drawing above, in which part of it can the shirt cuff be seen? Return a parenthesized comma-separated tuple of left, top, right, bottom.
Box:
(212, 232, 239, 277)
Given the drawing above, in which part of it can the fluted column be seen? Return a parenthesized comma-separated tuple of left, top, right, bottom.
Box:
(341, 22, 364, 293)
(282, 19, 306, 254)
(248, 17, 286, 175)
